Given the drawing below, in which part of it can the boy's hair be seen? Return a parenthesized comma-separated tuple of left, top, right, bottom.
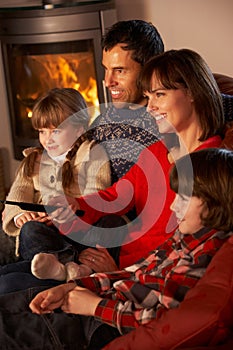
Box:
(140, 49, 224, 141)
(101, 20, 164, 66)
(170, 148, 233, 232)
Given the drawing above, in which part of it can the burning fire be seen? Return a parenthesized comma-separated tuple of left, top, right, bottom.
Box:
(16, 52, 100, 123)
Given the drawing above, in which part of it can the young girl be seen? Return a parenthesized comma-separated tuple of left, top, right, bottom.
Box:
(1, 88, 111, 287)
(0, 147, 231, 350)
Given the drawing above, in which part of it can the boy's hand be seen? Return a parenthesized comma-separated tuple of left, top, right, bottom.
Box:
(61, 286, 102, 316)
(29, 282, 76, 314)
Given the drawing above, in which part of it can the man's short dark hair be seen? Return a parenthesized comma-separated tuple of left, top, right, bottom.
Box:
(102, 20, 164, 66)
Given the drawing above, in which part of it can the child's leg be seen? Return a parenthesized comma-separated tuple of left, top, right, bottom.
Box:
(19, 221, 77, 281)
(69, 215, 127, 262)
(31, 253, 66, 281)
(29, 215, 127, 281)
(65, 261, 93, 281)
(0, 260, 31, 275)
(0, 286, 87, 348)
(65, 215, 127, 280)
(19, 221, 73, 261)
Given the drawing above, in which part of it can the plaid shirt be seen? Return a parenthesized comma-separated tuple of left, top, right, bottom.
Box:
(77, 227, 231, 334)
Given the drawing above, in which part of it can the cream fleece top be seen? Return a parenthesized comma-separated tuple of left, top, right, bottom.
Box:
(3, 140, 111, 255)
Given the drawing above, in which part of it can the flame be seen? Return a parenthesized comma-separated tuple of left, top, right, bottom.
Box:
(27, 109, 33, 118)
(18, 52, 100, 122)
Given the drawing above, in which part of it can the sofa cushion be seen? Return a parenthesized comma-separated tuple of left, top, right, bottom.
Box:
(214, 73, 233, 96)
(221, 121, 233, 150)
(103, 236, 233, 350)
(221, 94, 233, 123)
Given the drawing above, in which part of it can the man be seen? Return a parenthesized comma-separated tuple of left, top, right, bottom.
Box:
(70, 20, 164, 272)
(91, 19, 164, 183)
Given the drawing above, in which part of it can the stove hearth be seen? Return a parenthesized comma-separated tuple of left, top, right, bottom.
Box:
(0, 0, 116, 160)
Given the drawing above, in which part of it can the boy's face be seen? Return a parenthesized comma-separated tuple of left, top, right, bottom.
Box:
(102, 44, 147, 108)
(170, 194, 207, 235)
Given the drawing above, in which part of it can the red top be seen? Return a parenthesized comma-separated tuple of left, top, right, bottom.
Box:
(60, 136, 222, 268)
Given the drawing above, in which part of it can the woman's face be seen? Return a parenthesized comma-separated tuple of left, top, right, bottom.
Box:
(145, 73, 195, 134)
(38, 123, 83, 157)
(170, 194, 207, 235)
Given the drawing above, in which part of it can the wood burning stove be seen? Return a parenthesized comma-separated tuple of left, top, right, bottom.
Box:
(0, 1, 117, 160)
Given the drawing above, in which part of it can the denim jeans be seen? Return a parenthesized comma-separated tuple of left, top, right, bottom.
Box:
(19, 222, 76, 263)
(0, 261, 61, 294)
(19, 215, 126, 265)
(0, 215, 127, 294)
(0, 222, 74, 295)
(0, 286, 120, 349)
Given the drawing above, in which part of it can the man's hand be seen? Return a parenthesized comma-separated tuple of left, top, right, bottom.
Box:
(61, 285, 102, 316)
(79, 245, 119, 272)
(29, 282, 76, 314)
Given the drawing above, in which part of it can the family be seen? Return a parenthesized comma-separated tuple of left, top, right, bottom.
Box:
(0, 19, 232, 349)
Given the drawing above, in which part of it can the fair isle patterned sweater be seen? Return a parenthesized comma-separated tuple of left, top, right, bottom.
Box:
(90, 104, 160, 184)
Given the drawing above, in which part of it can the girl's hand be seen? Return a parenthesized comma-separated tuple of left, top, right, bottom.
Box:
(29, 282, 76, 314)
(47, 195, 80, 223)
(15, 212, 40, 228)
(33, 212, 53, 225)
(15, 212, 51, 228)
(61, 286, 102, 316)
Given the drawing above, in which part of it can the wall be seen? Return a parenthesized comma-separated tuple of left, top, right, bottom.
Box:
(115, 0, 233, 76)
(0, 0, 232, 188)
(0, 48, 17, 190)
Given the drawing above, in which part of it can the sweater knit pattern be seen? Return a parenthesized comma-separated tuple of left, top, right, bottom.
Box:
(90, 104, 160, 183)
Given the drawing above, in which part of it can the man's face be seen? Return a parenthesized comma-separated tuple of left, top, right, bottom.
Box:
(102, 44, 147, 108)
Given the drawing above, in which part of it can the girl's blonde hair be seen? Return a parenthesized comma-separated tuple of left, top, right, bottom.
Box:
(31, 87, 88, 130)
(19, 88, 94, 190)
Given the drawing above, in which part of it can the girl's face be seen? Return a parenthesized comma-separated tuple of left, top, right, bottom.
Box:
(170, 194, 207, 235)
(145, 73, 195, 134)
(38, 124, 83, 157)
